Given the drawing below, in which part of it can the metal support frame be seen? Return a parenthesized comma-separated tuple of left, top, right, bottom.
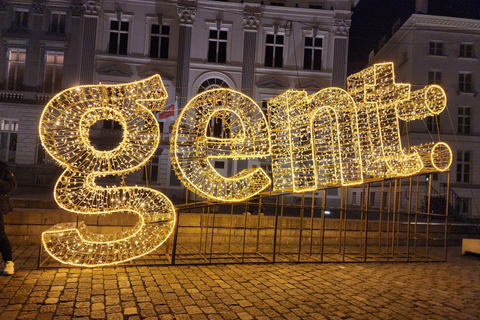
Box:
(38, 172, 450, 268)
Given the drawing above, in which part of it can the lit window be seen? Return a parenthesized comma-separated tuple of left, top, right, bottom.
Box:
(108, 20, 129, 55)
(0, 119, 18, 163)
(265, 33, 283, 68)
(208, 29, 227, 63)
(50, 12, 66, 34)
(44, 52, 64, 93)
(304, 36, 322, 70)
(459, 43, 473, 58)
(150, 24, 169, 59)
(13, 9, 29, 30)
(456, 150, 470, 183)
(428, 71, 442, 85)
(458, 107, 471, 134)
(459, 73, 473, 92)
(6, 48, 26, 91)
(429, 41, 443, 55)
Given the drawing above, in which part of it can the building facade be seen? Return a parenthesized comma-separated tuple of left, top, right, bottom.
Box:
(369, 14, 480, 218)
(0, 0, 356, 201)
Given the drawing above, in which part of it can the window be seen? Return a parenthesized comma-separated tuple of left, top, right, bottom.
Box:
(456, 150, 470, 183)
(369, 192, 375, 208)
(459, 43, 474, 58)
(6, 48, 26, 91)
(426, 116, 439, 133)
(13, 9, 29, 30)
(458, 107, 471, 134)
(429, 41, 443, 55)
(108, 20, 129, 55)
(458, 198, 470, 214)
(150, 24, 169, 59)
(352, 192, 357, 205)
(44, 52, 64, 93)
(309, 4, 323, 9)
(0, 119, 18, 162)
(49, 12, 66, 34)
(208, 29, 227, 63)
(459, 73, 473, 92)
(142, 155, 159, 183)
(303, 37, 322, 70)
(270, 1, 284, 5)
(428, 71, 442, 85)
(264, 33, 284, 68)
(381, 191, 388, 209)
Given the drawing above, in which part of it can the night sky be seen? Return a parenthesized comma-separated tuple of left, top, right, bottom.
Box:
(347, 0, 480, 75)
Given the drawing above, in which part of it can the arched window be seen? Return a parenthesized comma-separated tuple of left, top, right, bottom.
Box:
(197, 78, 229, 93)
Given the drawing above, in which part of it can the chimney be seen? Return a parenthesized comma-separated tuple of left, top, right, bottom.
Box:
(415, 0, 428, 13)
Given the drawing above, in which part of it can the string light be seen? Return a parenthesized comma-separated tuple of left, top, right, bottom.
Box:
(268, 62, 451, 192)
(171, 88, 271, 202)
(38, 62, 451, 266)
(38, 75, 176, 267)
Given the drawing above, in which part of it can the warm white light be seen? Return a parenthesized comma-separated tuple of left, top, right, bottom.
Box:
(39, 75, 176, 267)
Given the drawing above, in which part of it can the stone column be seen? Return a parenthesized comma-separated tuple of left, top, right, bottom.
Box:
(175, 5, 196, 110)
(331, 18, 351, 89)
(79, 1, 101, 85)
(241, 12, 260, 98)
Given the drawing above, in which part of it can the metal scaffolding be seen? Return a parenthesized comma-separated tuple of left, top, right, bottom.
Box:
(38, 172, 450, 267)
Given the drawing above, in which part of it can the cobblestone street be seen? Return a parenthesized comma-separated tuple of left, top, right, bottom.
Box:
(0, 246, 479, 320)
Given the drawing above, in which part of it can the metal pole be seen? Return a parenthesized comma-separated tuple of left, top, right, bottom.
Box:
(444, 172, 450, 261)
(256, 195, 263, 253)
(273, 195, 279, 263)
(364, 183, 370, 261)
(298, 192, 305, 262)
(309, 191, 315, 256)
(320, 189, 327, 262)
(426, 174, 432, 260)
(242, 201, 248, 263)
(407, 177, 413, 261)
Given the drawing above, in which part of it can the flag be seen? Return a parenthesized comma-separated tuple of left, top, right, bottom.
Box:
(156, 101, 176, 121)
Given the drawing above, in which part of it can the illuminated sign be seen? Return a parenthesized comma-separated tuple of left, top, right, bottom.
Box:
(39, 75, 176, 267)
(39, 63, 451, 266)
(172, 62, 451, 200)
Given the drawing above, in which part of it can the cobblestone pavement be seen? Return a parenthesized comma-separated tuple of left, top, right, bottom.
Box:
(0, 246, 479, 320)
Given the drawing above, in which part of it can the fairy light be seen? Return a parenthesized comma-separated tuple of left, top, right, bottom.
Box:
(39, 75, 176, 267)
(171, 88, 271, 202)
(347, 62, 451, 178)
(268, 62, 451, 192)
(38, 62, 451, 266)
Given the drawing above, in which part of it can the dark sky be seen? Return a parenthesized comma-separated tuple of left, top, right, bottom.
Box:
(347, 0, 480, 75)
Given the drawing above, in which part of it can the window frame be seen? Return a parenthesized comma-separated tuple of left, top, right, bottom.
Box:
(49, 11, 66, 34)
(457, 107, 471, 135)
(264, 31, 284, 68)
(428, 70, 442, 85)
(459, 43, 474, 58)
(428, 41, 444, 56)
(13, 8, 29, 30)
(43, 51, 64, 93)
(459, 72, 473, 93)
(303, 35, 323, 71)
(456, 150, 471, 183)
(0, 119, 19, 163)
(106, 14, 133, 55)
(207, 28, 228, 63)
(6, 48, 26, 91)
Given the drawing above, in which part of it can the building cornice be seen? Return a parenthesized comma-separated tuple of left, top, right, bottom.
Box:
(409, 14, 480, 30)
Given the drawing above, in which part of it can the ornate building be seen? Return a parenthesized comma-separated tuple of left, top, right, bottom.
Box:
(0, 0, 357, 200)
(369, 13, 480, 218)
